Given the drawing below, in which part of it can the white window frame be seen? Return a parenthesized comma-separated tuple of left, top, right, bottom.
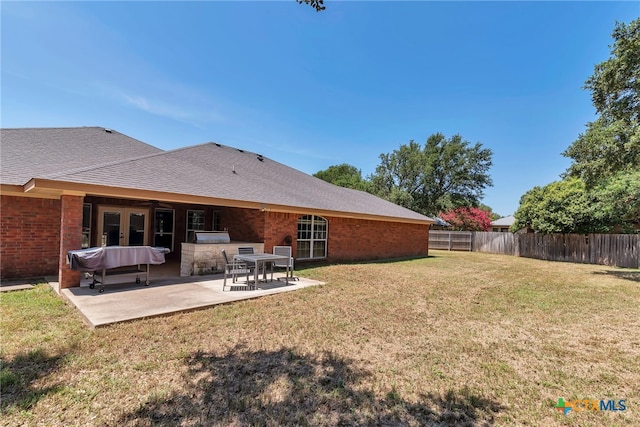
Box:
(296, 215, 328, 260)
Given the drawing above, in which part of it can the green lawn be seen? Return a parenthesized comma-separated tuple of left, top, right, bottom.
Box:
(2, 250, 638, 426)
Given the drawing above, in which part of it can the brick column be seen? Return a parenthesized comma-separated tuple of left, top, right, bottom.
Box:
(58, 195, 83, 291)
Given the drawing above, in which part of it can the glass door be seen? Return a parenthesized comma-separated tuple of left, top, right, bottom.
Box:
(102, 209, 122, 246)
(154, 209, 174, 251)
(128, 211, 146, 246)
(98, 206, 149, 246)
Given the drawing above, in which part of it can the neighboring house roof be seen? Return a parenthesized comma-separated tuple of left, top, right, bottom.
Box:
(433, 217, 450, 227)
(491, 215, 515, 227)
(1, 127, 434, 224)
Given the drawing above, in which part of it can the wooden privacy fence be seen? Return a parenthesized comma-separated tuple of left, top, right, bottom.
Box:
(470, 232, 639, 269)
(429, 230, 473, 251)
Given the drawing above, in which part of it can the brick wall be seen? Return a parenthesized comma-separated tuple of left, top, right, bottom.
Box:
(0, 195, 61, 280)
(224, 208, 429, 263)
(327, 217, 429, 262)
(58, 195, 83, 289)
(263, 212, 298, 253)
(0, 196, 428, 281)
(220, 207, 265, 243)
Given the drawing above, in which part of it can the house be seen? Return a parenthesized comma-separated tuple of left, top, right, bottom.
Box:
(430, 217, 451, 230)
(1, 127, 435, 292)
(490, 215, 515, 232)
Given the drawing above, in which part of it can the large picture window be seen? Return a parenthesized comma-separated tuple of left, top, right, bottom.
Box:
(296, 215, 327, 260)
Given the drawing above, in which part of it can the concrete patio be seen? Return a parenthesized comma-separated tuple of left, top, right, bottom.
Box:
(56, 270, 324, 328)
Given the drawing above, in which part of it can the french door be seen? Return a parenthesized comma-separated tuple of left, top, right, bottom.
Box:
(97, 206, 149, 247)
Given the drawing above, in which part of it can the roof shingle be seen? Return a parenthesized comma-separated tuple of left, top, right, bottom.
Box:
(0, 127, 162, 185)
(1, 127, 433, 223)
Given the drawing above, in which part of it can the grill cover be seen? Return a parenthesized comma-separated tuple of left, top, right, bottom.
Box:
(67, 246, 168, 271)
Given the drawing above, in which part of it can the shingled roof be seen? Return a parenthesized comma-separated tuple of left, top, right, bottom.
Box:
(491, 215, 515, 227)
(0, 127, 162, 186)
(1, 127, 433, 224)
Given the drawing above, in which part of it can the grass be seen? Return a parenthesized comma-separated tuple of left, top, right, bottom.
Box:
(1, 250, 639, 426)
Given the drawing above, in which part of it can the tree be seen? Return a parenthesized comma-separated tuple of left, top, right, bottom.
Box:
(563, 117, 638, 188)
(369, 133, 493, 216)
(439, 207, 492, 231)
(515, 18, 640, 234)
(585, 19, 639, 125)
(512, 178, 592, 233)
(590, 170, 640, 233)
(513, 173, 640, 234)
(314, 163, 370, 191)
(298, 0, 325, 12)
(564, 18, 640, 187)
(479, 203, 501, 221)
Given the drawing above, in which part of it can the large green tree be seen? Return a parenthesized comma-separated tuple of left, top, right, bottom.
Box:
(313, 163, 370, 191)
(590, 170, 640, 233)
(515, 18, 640, 233)
(563, 18, 640, 187)
(369, 133, 493, 216)
(513, 173, 640, 233)
(512, 178, 592, 233)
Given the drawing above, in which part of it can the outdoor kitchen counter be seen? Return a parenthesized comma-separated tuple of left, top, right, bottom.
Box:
(180, 242, 265, 277)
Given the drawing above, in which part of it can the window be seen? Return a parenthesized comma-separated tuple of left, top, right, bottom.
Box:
(212, 210, 221, 231)
(186, 210, 205, 243)
(82, 203, 92, 248)
(296, 215, 327, 259)
(154, 209, 175, 251)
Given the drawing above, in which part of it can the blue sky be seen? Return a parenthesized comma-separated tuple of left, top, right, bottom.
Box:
(2, 1, 638, 216)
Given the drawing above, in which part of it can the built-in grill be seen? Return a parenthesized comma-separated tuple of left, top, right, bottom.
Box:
(181, 231, 264, 277)
(195, 231, 231, 244)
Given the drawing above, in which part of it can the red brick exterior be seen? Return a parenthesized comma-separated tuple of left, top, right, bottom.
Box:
(58, 195, 83, 289)
(0, 195, 61, 280)
(263, 212, 299, 253)
(326, 217, 429, 262)
(2, 195, 429, 284)
(223, 209, 430, 262)
(220, 207, 266, 243)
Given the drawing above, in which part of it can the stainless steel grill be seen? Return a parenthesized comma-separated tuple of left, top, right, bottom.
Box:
(195, 231, 231, 244)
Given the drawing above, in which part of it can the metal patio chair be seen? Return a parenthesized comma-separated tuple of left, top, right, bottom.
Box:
(221, 249, 253, 290)
(272, 246, 298, 281)
(236, 246, 269, 280)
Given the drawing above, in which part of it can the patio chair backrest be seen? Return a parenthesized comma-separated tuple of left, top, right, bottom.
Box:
(273, 246, 291, 258)
(273, 246, 293, 268)
(237, 247, 255, 255)
(221, 249, 231, 265)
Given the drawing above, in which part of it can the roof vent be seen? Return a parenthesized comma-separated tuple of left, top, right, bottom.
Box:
(104, 128, 112, 133)
(214, 143, 221, 147)
(257, 154, 264, 162)
(237, 149, 244, 153)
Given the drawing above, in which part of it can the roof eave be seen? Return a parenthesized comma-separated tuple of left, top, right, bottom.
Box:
(9, 179, 435, 225)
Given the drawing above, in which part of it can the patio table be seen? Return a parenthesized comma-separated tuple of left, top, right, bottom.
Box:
(234, 253, 291, 287)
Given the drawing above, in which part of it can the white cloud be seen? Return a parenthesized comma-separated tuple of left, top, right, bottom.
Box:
(120, 92, 226, 127)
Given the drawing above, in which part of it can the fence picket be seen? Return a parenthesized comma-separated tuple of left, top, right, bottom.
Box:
(430, 230, 639, 268)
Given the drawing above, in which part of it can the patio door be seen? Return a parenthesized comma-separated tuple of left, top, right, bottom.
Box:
(98, 206, 149, 247)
